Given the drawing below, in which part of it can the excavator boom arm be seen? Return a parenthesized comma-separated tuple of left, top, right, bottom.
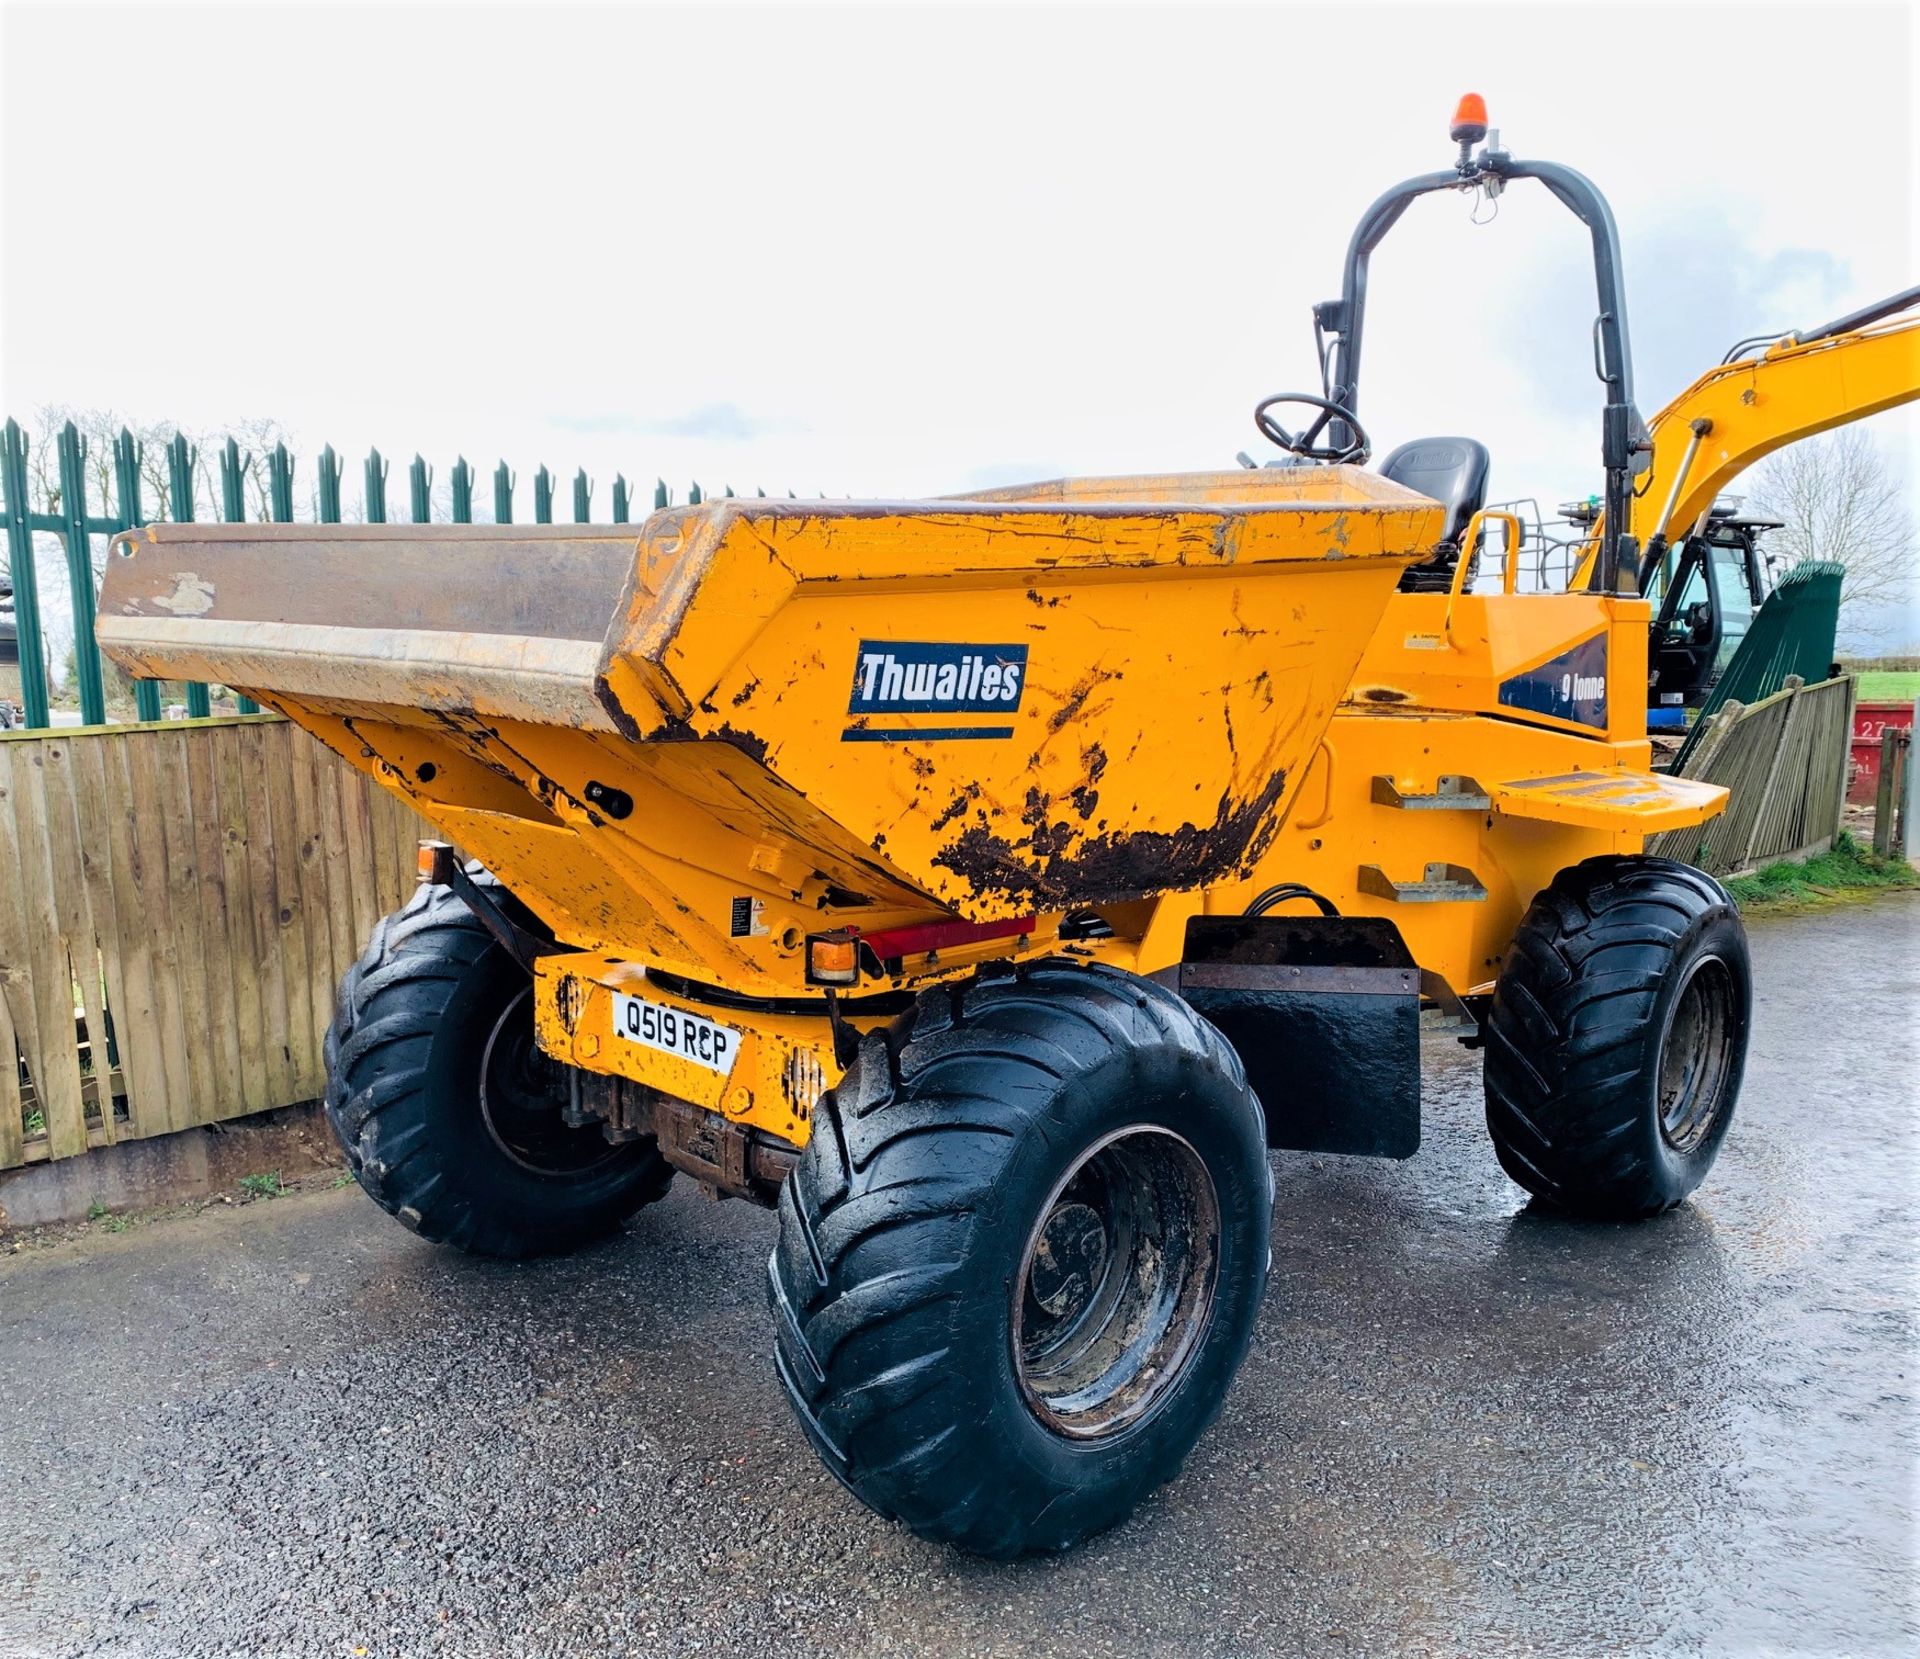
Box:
(1635, 306, 1920, 545)
(1568, 293, 1920, 588)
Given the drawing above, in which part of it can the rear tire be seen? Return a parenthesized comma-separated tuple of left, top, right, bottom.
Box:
(324, 876, 672, 1257)
(769, 961, 1271, 1557)
(1484, 855, 1750, 1221)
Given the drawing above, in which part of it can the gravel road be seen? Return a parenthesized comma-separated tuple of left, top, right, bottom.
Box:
(3, 895, 1916, 1657)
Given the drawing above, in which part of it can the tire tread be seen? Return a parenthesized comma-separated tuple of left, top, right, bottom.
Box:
(1484, 854, 1747, 1220)
(323, 875, 672, 1257)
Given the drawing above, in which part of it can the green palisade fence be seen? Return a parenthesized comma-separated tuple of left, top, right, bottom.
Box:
(0, 413, 769, 733)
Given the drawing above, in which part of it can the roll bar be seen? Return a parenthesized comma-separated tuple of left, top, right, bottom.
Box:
(1313, 127, 1650, 592)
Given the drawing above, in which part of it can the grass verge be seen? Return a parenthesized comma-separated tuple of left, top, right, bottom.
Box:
(1726, 832, 1920, 915)
(1854, 671, 1920, 703)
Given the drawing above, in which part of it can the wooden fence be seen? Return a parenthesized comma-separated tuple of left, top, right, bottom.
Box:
(0, 715, 425, 1170)
(1649, 675, 1855, 874)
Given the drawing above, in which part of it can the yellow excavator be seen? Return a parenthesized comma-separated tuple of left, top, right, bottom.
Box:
(1629, 289, 1920, 562)
(1581, 287, 1920, 717)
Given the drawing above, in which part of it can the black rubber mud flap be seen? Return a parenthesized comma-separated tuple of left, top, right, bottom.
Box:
(1177, 915, 1422, 1158)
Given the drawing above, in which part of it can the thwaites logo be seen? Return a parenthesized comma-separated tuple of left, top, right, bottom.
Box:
(844, 641, 1027, 742)
(1498, 632, 1609, 730)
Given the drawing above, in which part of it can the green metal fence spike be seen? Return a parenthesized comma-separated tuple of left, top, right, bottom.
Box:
(166, 433, 197, 523)
(113, 430, 145, 531)
(41, 417, 87, 523)
(57, 421, 107, 724)
(534, 464, 554, 525)
(451, 455, 474, 523)
(2, 419, 51, 727)
(654, 477, 669, 510)
(573, 468, 592, 523)
(612, 473, 631, 523)
(165, 431, 211, 714)
(494, 460, 514, 525)
(220, 438, 260, 710)
(364, 447, 389, 524)
(756, 486, 766, 498)
(723, 484, 735, 498)
(110, 427, 161, 721)
(219, 437, 250, 522)
(267, 442, 295, 523)
(690, 481, 704, 505)
(409, 454, 432, 523)
(317, 444, 343, 525)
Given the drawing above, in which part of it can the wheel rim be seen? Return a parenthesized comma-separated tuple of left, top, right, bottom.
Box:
(1656, 955, 1738, 1155)
(478, 985, 623, 1177)
(1012, 1125, 1221, 1440)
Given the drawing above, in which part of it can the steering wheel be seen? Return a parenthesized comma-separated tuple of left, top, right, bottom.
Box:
(1253, 393, 1372, 465)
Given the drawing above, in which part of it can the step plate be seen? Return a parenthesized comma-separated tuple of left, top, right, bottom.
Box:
(1357, 862, 1489, 904)
(1492, 769, 1725, 832)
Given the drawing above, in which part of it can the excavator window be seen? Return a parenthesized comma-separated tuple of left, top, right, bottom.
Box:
(1662, 549, 1712, 640)
(1705, 539, 1756, 675)
(1649, 524, 1767, 710)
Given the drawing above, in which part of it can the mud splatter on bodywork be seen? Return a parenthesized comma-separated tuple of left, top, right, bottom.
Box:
(935, 768, 1288, 907)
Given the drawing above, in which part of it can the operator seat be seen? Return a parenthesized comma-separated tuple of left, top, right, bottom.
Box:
(1377, 436, 1491, 592)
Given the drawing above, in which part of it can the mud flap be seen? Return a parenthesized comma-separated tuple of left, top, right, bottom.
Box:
(1177, 916, 1421, 1159)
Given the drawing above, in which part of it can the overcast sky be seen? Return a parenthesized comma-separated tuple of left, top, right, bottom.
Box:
(3, 0, 1915, 647)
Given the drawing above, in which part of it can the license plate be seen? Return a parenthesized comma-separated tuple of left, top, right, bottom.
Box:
(612, 992, 741, 1076)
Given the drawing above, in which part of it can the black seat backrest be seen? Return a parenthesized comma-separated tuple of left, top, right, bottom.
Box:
(1377, 436, 1491, 547)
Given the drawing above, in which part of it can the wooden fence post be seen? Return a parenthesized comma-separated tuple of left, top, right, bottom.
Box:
(1905, 702, 1920, 865)
(1874, 729, 1907, 857)
(1835, 676, 1858, 843)
(1676, 699, 1743, 782)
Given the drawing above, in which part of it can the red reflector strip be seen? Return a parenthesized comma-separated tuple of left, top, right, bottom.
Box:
(855, 914, 1035, 960)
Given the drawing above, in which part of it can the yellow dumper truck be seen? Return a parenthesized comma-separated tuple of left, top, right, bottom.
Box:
(99, 101, 1756, 1556)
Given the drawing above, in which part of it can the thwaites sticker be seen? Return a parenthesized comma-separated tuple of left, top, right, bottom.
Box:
(842, 641, 1028, 742)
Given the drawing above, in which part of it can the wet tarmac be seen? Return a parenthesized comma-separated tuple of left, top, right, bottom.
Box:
(2, 894, 1915, 1657)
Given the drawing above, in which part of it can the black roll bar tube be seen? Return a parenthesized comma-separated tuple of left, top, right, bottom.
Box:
(1314, 149, 1650, 592)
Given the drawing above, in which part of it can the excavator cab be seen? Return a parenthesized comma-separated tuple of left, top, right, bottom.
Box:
(1645, 508, 1779, 720)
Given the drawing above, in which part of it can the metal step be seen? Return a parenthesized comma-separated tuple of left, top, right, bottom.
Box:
(1369, 774, 1491, 811)
(1357, 862, 1489, 903)
(1419, 968, 1483, 1040)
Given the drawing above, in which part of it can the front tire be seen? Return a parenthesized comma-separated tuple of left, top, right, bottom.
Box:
(769, 961, 1271, 1557)
(324, 877, 672, 1257)
(1484, 855, 1751, 1221)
